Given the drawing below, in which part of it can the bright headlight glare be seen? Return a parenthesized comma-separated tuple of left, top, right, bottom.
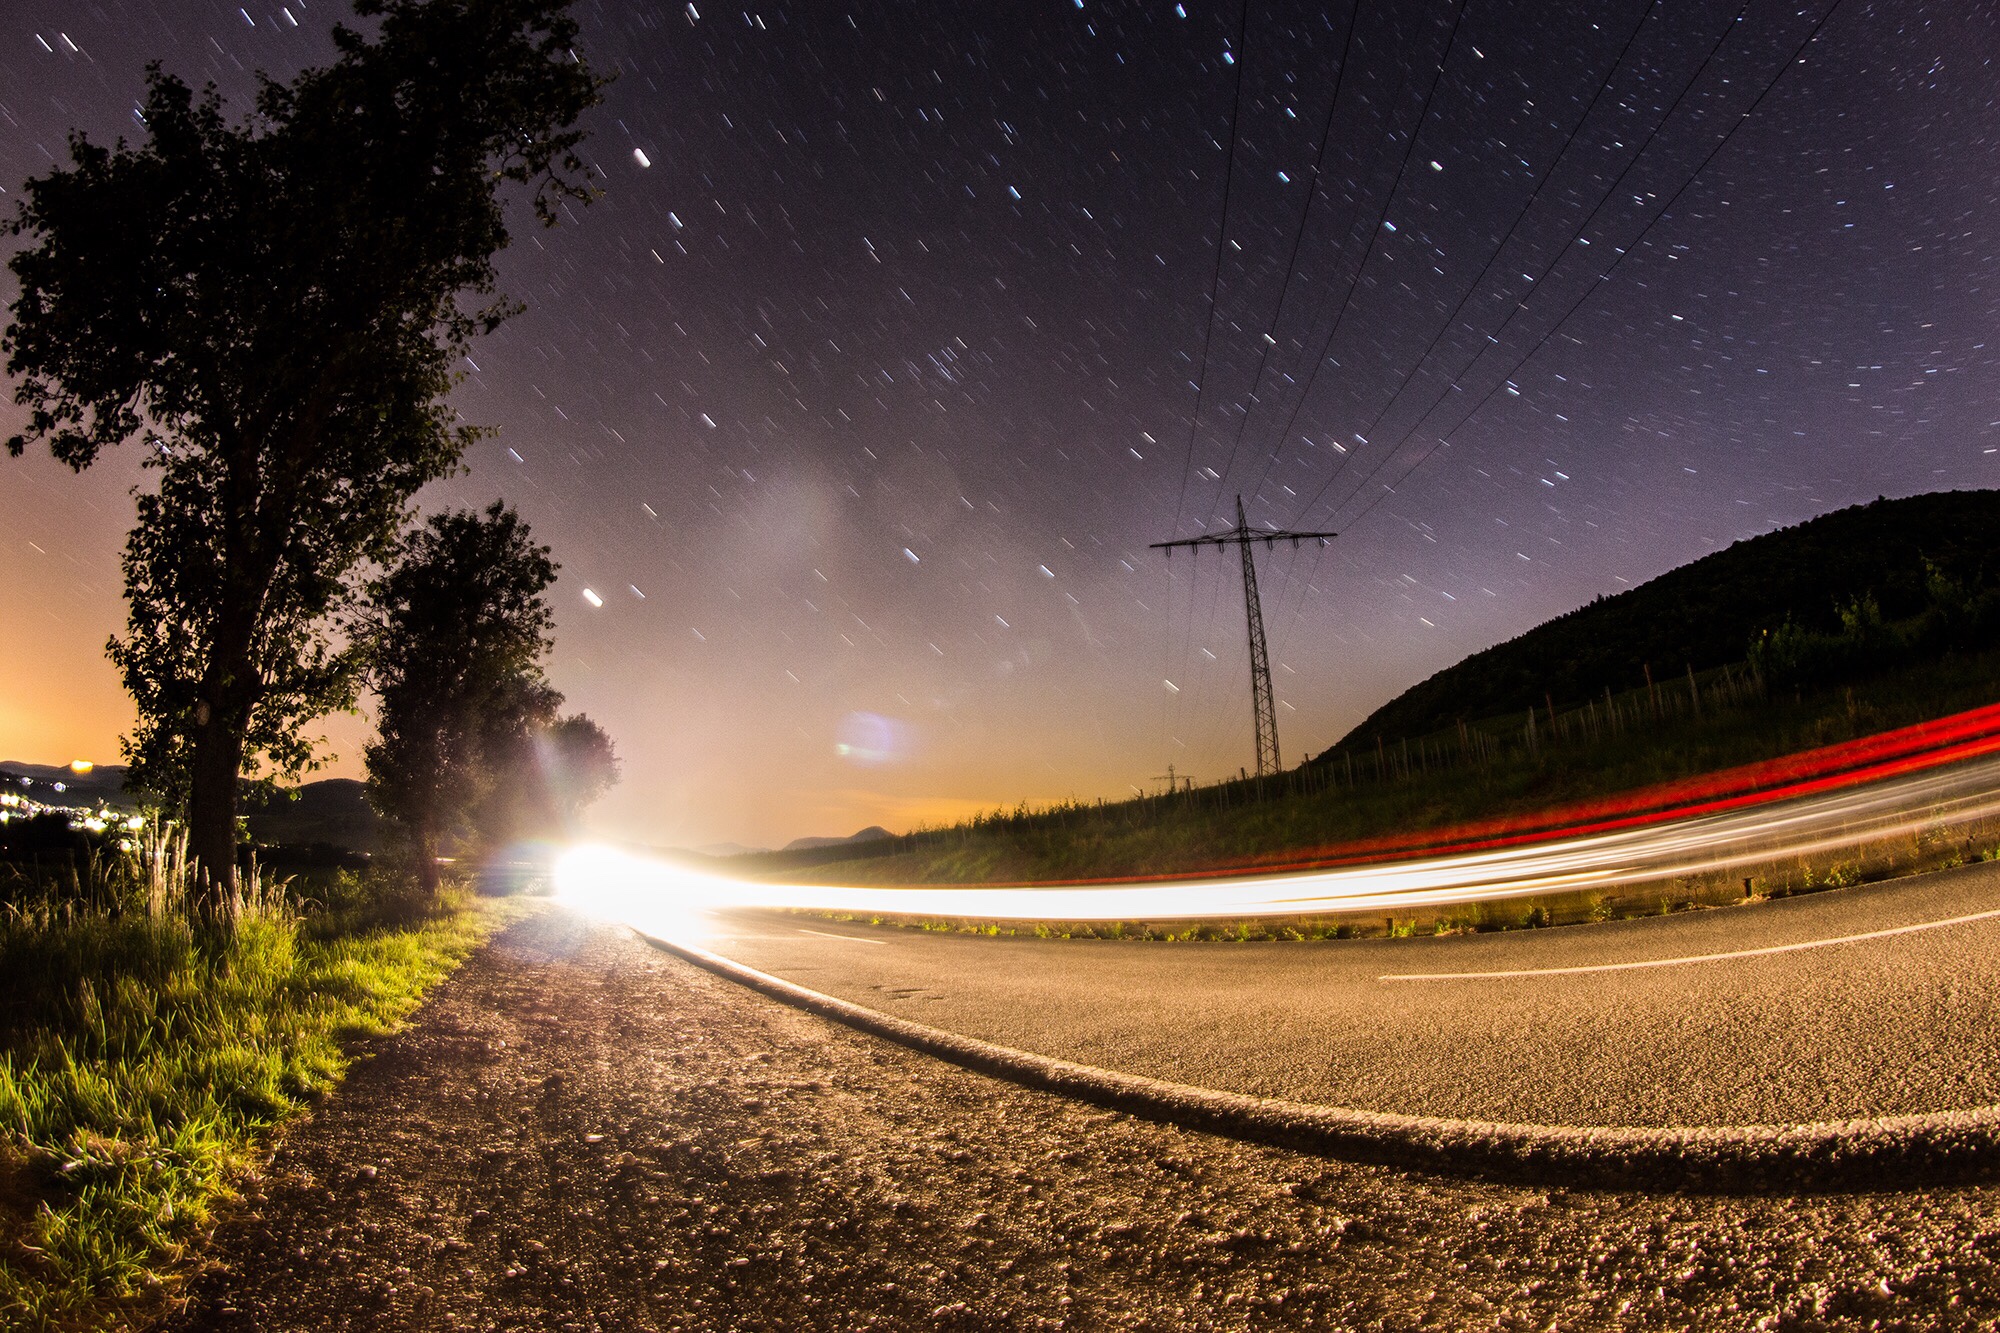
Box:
(554, 845, 729, 942)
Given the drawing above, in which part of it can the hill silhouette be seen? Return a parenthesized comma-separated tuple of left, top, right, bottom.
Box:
(782, 826, 894, 853)
(1320, 490, 2000, 755)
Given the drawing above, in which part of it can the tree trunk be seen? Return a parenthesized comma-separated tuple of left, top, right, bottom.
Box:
(415, 825, 442, 900)
(186, 598, 260, 916)
(186, 712, 246, 914)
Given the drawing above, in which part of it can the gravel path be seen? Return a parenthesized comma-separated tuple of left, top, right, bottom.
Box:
(167, 906, 2000, 1331)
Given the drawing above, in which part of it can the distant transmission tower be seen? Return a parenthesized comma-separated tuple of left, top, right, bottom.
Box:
(1153, 495, 1337, 777)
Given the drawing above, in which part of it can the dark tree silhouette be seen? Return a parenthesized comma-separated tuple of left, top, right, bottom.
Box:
(544, 714, 622, 823)
(471, 711, 621, 855)
(364, 503, 559, 898)
(3, 1, 602, 908)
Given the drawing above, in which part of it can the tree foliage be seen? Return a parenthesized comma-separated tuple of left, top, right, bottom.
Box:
(474, 712, 622, 852)
(364, 503, 560, 894)
(1747, 560, 2000, 690)
(3, 0, 603, 902)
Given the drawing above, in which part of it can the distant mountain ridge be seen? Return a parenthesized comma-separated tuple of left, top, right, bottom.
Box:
(5, 759, 891, 864)
(680, 828, 895, 859)
(780, 826, 893, 853)
(1318, 489, 2000, 756)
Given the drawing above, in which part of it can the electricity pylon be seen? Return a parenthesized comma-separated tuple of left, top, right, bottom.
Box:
(1152, 495, 1336, 777)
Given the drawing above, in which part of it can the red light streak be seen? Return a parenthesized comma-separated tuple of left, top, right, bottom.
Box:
(1036, 702, 2000, 887)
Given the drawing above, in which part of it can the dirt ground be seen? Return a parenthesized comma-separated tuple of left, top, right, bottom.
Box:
(164, 905, 2000, 1331)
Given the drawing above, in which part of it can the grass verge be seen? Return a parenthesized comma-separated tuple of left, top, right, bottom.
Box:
(0, 850, 518, 1331)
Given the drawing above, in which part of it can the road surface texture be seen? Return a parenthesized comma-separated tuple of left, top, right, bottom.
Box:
(170, 905, 2000, 1331)
(693, 864, 2000, 1129)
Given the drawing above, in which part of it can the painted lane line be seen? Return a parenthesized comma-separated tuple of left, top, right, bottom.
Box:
(797, 927, 889, 945)
(1380, 907, 2000, 982)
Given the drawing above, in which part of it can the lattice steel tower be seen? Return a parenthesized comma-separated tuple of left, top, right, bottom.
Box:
(1152, 495, 1336, 776)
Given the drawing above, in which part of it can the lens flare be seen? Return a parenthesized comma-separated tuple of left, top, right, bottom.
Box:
(834, 711, 907, 765)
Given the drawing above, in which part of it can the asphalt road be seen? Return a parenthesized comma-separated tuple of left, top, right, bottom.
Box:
(676, 863, 2000, 1130)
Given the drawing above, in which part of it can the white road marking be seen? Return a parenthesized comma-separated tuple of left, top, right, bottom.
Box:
(797, 927, 888, 946)
(1380, 907, 2000, 982)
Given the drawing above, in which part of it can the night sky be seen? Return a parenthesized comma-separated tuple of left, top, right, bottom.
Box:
(3, 0, 1996, 850)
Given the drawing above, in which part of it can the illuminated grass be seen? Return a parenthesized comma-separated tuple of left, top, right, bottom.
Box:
(0, 875, 513, 1330)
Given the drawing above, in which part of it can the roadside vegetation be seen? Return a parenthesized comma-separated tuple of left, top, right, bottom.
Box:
(745, 640, 2000, 894)
(0, 823, 513, 1330)
(0, 433, 616, 1333)
(364, 503, 618, 897)
(3, 0, 602, 909)
(1331, 489, 2000, 745)
(740, 495, 2000, 933)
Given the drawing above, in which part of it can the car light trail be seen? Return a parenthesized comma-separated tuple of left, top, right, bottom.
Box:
(558, 735, 2000, 932)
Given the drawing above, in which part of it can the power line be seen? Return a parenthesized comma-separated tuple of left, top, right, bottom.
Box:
(1333, 0, 1844, 534)
(1261, 0, 1778, 686)
(1263, 0, 1746, 688)
(1280, 0, 1664, 516)
(1175, 0, 1461, 773)
(1153, 495, 1337, 776)
(1169, 1, 1372, 773)
(1258, 0, 1670, 676)
(1234, 0, 1471, 532)
(1260, 0, 1840, 773)
(1165, 0, 1256, 544)
(1296, 0, 1760, 529)
(1201, 0, 1364, 504)
(1161, 0, 1255, 761)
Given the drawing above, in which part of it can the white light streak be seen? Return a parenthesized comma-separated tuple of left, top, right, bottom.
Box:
(555, 755, 2000, 930)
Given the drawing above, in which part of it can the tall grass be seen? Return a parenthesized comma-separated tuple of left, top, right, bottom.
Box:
(0, 821, 503, 1330)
